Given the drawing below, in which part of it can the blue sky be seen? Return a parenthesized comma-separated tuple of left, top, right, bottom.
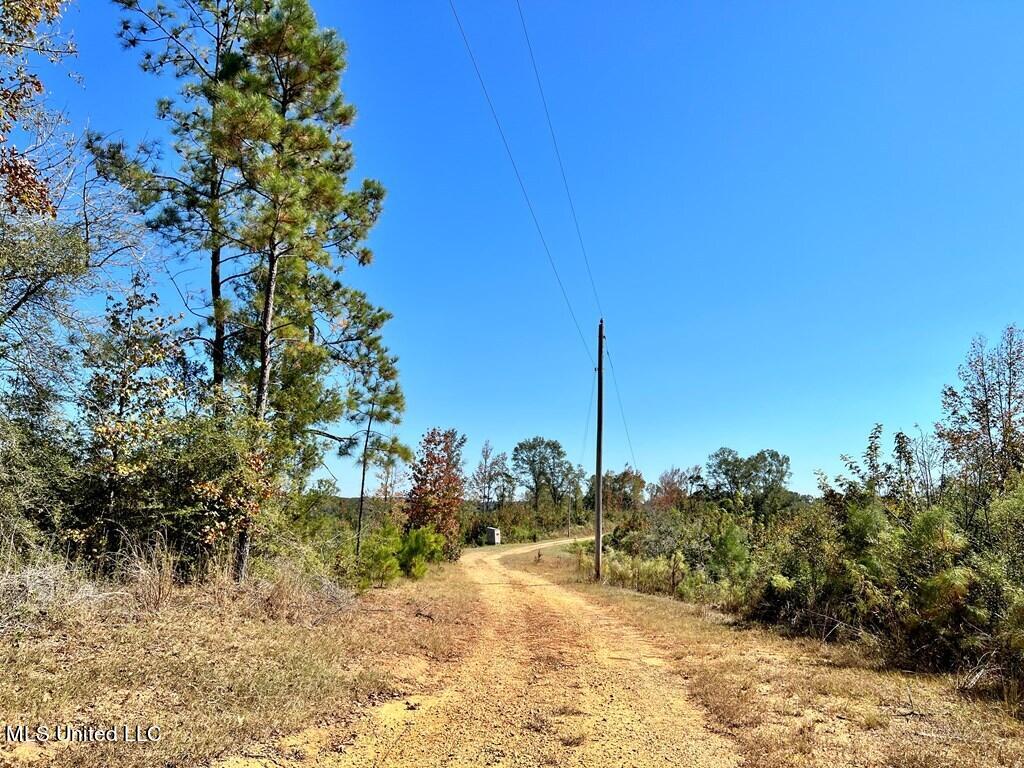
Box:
(48, 1, 1024, 494)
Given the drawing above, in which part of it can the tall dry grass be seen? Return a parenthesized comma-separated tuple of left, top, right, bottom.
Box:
(0, 535, 113, 637)
(0, 534, 479, 768)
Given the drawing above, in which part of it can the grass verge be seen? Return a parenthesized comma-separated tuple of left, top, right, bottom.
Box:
(0, 562, 480, 768)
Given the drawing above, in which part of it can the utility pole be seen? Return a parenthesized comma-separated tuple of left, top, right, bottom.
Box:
(595, 318, 604, 580)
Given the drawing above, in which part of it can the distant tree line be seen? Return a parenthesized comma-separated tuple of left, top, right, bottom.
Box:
(453, 434, 643, 545)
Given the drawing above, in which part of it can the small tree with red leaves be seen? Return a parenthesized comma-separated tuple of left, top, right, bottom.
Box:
(406, 428, 467, 561)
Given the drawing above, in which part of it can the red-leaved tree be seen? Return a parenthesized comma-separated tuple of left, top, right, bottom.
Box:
(406, 428, 466, 561)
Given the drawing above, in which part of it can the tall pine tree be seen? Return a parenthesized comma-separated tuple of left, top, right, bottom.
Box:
(101, 0, 391, 579)
(216, 0, 385, 577)
(344, 341, 409, 558)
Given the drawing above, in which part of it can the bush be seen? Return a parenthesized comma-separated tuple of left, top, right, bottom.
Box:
(398, 526, 445, 580)
(675, 568, 710, 602)
(0, 559, 96, 636)
(358, 522, 401, 588)
(356, 523, 447, 587)
(709, 519, 751, 584)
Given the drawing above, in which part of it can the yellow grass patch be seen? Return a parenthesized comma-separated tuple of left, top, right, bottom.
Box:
(0, 565, 480, 768)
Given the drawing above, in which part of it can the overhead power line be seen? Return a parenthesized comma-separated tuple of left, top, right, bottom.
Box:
(514, 0, 603, 318)
(514, 2, 639, 473)
(448, 0, 594, 366)
(450, 1, 640, 477)
(604, 339, 639, 470)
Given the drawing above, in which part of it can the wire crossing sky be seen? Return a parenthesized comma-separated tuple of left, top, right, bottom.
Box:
(514, 0, 604, 320)
(452, 0, 638, 475)
(448, 0, 595, 368)
(47, 1, 1024, 495)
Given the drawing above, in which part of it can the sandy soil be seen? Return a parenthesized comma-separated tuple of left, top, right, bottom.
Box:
(326, 540, 741, 767)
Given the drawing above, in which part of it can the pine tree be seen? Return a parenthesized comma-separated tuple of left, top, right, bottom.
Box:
(96, 0, 257, 398)
(358, 518, 401, 588)
(218, 1, 386, 578)
(105, 1, 389, 579)
(344, 342, 410, 558)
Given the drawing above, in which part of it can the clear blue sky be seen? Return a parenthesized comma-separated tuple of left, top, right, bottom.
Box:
(49, 1, 1024, 494)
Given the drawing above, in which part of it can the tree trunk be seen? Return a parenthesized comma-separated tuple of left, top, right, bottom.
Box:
(209, 43, 226, 409)
(355, 407, 375, 559)
(234, 241, 281, 581)
(211, 240, 225, 399)
(233, 527, 251, 581)
(253, 243, 281, 422)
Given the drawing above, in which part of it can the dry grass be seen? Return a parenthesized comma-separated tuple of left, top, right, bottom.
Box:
(551, 703, 585, 717)
(117, 537, 177, 614)
(508, 545, 1024, 768)
(525, 711, 552, 733)
(559, 731, 587, 747)
(0, 544, 110, 636)
(0, 560, 481, 768)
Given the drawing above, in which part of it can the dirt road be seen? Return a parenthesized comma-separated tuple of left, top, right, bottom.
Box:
(332, 540, 740, 767)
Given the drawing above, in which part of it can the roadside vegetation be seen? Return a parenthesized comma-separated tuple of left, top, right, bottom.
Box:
(560, 328, 1024, 718)
(0, 543, 480, 768)
(512, 545, 1024, 768)
(0, 4, 474, 765)
(0, 0, 471, 605)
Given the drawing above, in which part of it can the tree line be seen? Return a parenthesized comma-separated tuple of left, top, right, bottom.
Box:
(594, 327, 1024, 714)
(0, 1, 423, 583)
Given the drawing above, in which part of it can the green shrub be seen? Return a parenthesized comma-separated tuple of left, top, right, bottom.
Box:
(997, 590, 1024, 715)
(569, 440, 1024, 707)
(604, 550, 633, 589)
(398, 526, 445, 580)
(632, 556, 669, 594)
(709, 519, 751, 584)
(358, 522, 401, 588)
(991, 478, 1024, 585)
(676, 569, 711, 602)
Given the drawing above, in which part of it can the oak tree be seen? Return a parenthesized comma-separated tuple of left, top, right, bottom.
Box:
(0, 0, 75, 215)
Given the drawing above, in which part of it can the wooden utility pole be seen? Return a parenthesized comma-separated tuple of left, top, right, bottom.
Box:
(595, 318, 604, 580)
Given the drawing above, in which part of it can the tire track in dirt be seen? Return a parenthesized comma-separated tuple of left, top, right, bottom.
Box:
(329, 540, 740, 767)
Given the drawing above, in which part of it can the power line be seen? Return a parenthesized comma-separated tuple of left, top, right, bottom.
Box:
(515, 2, 640, 475)
(451, 1, 641, 476)
(514, 0, 603, 318)
(448, 0, 594, 366)
(604, 339, 638, 470)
